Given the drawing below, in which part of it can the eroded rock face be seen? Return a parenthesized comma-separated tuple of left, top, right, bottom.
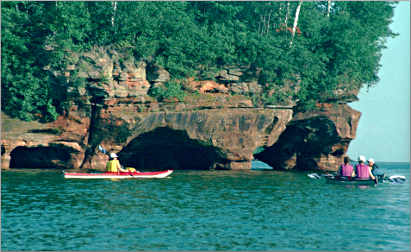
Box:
(255, 104, 361, 171)
(81, 100, 293, 170)
(1, 108, 88, 169)
(1, 47, 362, 172)
(1, 101, 360, 171)
(68, 47, 152, 98)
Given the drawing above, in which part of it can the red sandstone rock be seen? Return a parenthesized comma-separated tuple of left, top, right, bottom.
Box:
(186, 77, 229, 94)
(0, 47, 362, 172)
(255, 103, 361, 171)
(1, 99, 360, 172)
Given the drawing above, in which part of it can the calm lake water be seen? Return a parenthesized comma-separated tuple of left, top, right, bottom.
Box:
(1, 162, 409, 251)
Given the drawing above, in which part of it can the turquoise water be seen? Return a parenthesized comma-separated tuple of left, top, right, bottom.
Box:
(1, 162, 409, 251)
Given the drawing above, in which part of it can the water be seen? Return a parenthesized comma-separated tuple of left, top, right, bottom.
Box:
(1, 162, 409, 251)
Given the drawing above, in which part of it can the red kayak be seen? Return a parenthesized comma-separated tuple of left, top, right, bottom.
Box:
(64, 170, 173, 179)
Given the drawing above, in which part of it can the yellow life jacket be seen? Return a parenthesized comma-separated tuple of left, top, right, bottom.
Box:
(106, 159, 121, 172)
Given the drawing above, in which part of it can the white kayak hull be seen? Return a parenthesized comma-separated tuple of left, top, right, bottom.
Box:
(64, 170, 173, 179)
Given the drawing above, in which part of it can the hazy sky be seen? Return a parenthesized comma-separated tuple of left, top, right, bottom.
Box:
(347, 2, 410, 162)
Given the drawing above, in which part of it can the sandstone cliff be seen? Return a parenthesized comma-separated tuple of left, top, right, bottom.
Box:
(1, 47, 361, 172)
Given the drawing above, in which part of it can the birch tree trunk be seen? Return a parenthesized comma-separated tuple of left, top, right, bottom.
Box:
(266, 10, 272, 35)
(284, 2, 290, 26)
(327, 0, 331, 17)
(111, 1, 117, 27)
(278, 4, 283, 24)
(290, 0, 303, 46)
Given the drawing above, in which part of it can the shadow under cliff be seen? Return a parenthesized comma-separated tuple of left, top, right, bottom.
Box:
(9, 144, 80, 169)
(118, 127, 227, 171)
(255, 116, 347, 171)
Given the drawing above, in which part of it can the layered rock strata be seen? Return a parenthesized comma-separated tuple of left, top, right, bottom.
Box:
(1, 47, 361, 172)
(255, 103, 361, 171)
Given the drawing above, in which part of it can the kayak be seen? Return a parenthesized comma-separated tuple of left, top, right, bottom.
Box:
(325, 175, 377, 185)
(64, 170, 173, 179)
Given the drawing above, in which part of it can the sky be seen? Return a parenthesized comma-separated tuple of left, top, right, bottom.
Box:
(347, 2, 410, 162)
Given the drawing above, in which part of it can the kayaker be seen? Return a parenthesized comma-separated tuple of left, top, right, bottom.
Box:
(106, 153, 128, 173)
(355, 155, 375, 180)
(368, 158, 384, 182)
(337, 156, 355, 177)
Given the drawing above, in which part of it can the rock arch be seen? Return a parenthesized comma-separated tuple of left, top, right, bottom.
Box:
(254, 116, 351, 171)
(118, 127, 227, 170)
(90, 107, 293, 170)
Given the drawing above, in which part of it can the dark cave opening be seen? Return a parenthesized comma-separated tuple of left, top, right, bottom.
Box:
(254, 117, 341, 170)
(252, 146, 273, 170)
(118, 127, 226, 170)
(9, 145, 76, 169)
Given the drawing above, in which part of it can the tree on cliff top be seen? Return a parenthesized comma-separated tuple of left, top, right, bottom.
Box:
(1, 1, 396, 121)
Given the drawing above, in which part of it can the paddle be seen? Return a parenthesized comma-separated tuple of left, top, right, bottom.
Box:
(98, 145, 109, 156)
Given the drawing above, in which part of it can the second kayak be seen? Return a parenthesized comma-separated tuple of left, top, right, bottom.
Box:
(325, 175, 377, 185)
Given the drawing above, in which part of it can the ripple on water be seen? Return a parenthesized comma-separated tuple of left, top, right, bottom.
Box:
(1, 166, 410, 250)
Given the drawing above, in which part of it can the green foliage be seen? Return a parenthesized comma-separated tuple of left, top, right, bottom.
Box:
(1, 1, 397, 120)
(1, 2, 90, 121)
(251, 90, 292, 107)
(149, 81, 186, 102)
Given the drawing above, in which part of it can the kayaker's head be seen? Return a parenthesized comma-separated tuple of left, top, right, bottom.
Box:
(367, 158, 375, 166)
(110, 153, 118, 159)
(343, 156, 350, 164)
(358, 155, 366, 163)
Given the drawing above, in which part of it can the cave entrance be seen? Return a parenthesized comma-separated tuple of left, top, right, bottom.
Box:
(118, 127, 226, 170)
(253, 124, 306, 170)
(9, 145, 75, 169)
(252, 146, 273, 170)
(253, 117, 342, 171)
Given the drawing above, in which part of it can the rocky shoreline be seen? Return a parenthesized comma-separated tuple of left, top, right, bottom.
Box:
(1, 47, 361, 172)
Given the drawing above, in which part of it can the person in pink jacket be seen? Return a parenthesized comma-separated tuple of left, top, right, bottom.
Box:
(355, 155, 375, 180)
(338, 156, 355, 177)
